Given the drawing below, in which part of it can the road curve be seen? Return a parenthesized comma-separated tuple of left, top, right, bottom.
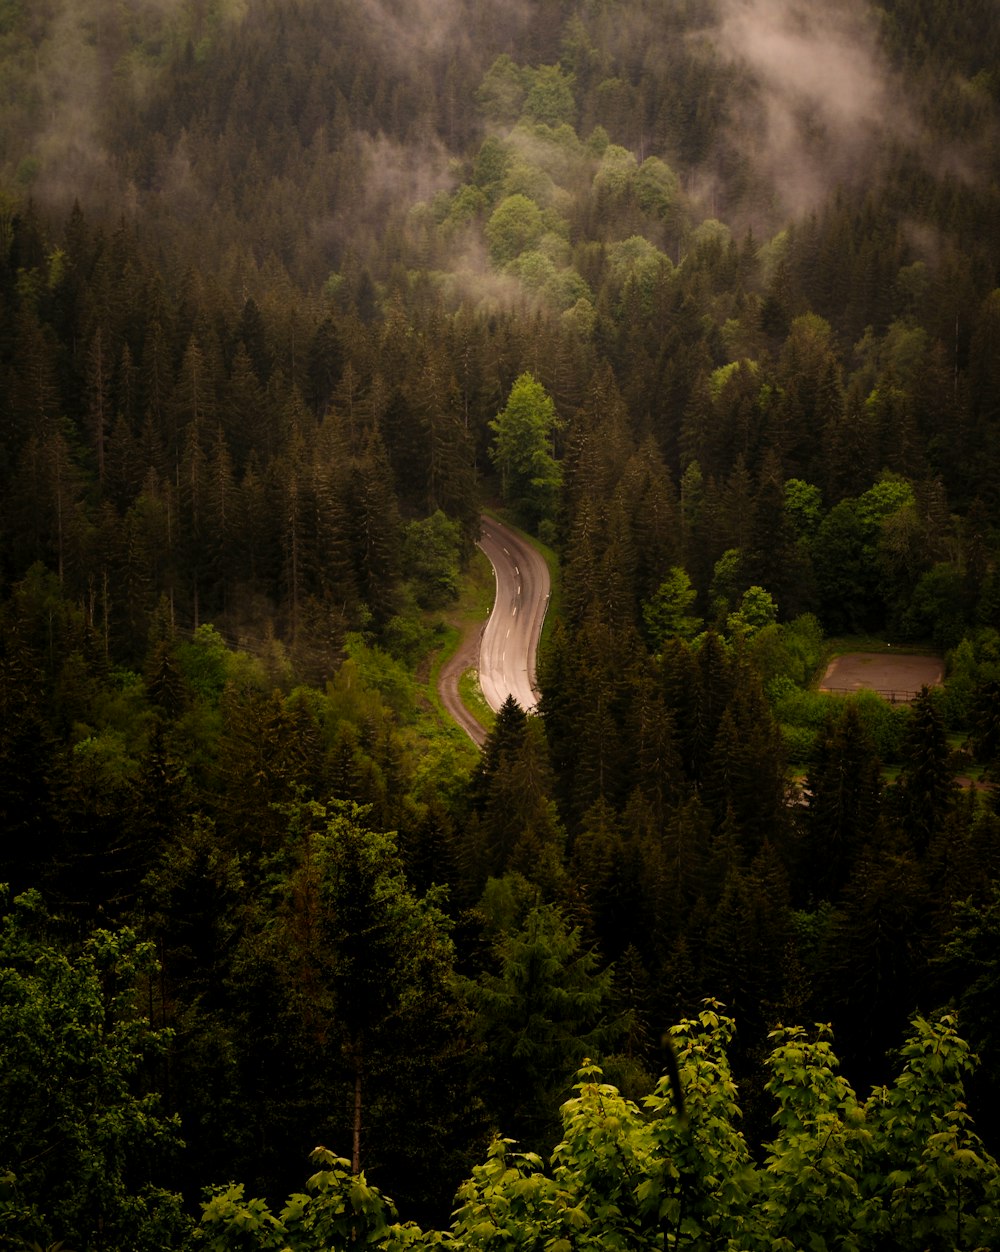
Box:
(477, 516, 550, 715)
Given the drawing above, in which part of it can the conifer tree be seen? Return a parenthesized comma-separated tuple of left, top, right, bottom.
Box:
(803, 702, 883, 902)
(464, 900, 620, 1149)
(894, 685, 956, 856)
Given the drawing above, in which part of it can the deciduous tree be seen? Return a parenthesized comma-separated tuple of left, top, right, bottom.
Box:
(489, 372, 561, 529)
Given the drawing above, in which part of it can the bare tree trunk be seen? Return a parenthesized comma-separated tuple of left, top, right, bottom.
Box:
(352, 1044, 363, 1176)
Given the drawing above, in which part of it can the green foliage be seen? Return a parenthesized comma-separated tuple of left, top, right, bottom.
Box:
(191, 1009, 1000, 1251)
(635, 156, 680, 219)
(485, 195, 545, 265)
(605, 236, 673, 310)
(259, 799, 482, 1212)
(688, 217, 732, 254)
(709, 547, 747, 618)
(726, 585, 777, 640)
(341, 634, 418, 722)
(197, 1147, 426, 1251)
(854, 476, 916, 531)
(784, 478, 824, 539)
(780, 721, 819, 765)
(176, 625, 265, 703)
(476, 55, 526, 126)
(643, 1006, 757, 1245)
(938, 887, 1000, 1092)
(861, 1014, 1000, 1250)
(811, 477, 921, 634)
(3, 3, 1000, 1243)
(402, 510, 463, 609)
(463, 901, 621, 1149)
(902, 563, 967, 650)
(642, 566, 702, 649)
(593, 143, 637, 198)
(757, 1023, 870, 1250)
(752, 613, 825, 688)
(472, 135, 513, 193)
(849, 689, 911, 763)
(522, 64, 577, 128)
(489, 373, 561, 528)
(0, 890, 188, 1251)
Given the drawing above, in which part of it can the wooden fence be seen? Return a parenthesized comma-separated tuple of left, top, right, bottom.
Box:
(820, 687, 921, 704)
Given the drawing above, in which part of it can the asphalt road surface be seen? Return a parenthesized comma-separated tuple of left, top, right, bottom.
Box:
(477, 517, 550, 714)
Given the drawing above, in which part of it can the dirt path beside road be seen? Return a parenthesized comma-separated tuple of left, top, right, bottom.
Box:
(437, 615, 488, 747)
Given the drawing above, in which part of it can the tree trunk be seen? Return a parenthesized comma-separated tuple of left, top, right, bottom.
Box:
(352, 1042, 363, 1176)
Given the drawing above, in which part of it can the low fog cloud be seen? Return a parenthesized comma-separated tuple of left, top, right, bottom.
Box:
(22, 0, 247, 207)
(713, 0, 913, 215)
(358, 131, 457, 217)
(353, 0, 529, 79)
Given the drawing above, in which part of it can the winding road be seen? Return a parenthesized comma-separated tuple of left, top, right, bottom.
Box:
(477, 517, 550, 716)
(436, 515, 550, 746)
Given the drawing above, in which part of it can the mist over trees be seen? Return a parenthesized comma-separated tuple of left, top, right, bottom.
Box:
(2, 0, 1000, 1247)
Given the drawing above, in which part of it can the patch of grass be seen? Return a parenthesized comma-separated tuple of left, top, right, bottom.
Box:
(405, 626, 481, 776)
(411, 546, 495, 745)
(464, 547, 498, 619)
(460, 666, 495, 734)
(823, 633, 938, 654)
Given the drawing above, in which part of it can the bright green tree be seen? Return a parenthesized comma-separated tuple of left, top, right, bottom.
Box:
(522, 64, 577, 127)
(401, 509, 462, 608)
(726, 584, 778, 639)
(485, 194, 545, 265)
(489, 372, 561, 528)
(642, 566, 702, 649)
(476, 54, 526, 125)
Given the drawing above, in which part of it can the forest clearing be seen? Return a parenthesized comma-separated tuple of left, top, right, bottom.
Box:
(819, 650, 945, 701)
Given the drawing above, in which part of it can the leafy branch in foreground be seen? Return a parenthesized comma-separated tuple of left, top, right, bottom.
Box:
(195, 1005, 1000, 1251)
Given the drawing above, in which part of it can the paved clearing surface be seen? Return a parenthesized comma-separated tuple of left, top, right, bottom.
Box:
(819, 651, 944, 700)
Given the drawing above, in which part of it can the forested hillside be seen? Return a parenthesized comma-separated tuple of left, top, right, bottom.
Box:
(2, 0, 1000, 1247)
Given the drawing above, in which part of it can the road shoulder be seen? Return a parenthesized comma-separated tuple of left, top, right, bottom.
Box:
(437, 614, 488, 747)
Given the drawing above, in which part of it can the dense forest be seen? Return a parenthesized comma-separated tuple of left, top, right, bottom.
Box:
(2, 0, 1000, 1247)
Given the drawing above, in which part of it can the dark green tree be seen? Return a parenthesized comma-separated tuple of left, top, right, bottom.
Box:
(894, 686, 956, 856)
(269, 801, 483, 1217)
(802, 701, 883, 902)
(464, 900, 620, 1150)
(0, 890, 188, 1251)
